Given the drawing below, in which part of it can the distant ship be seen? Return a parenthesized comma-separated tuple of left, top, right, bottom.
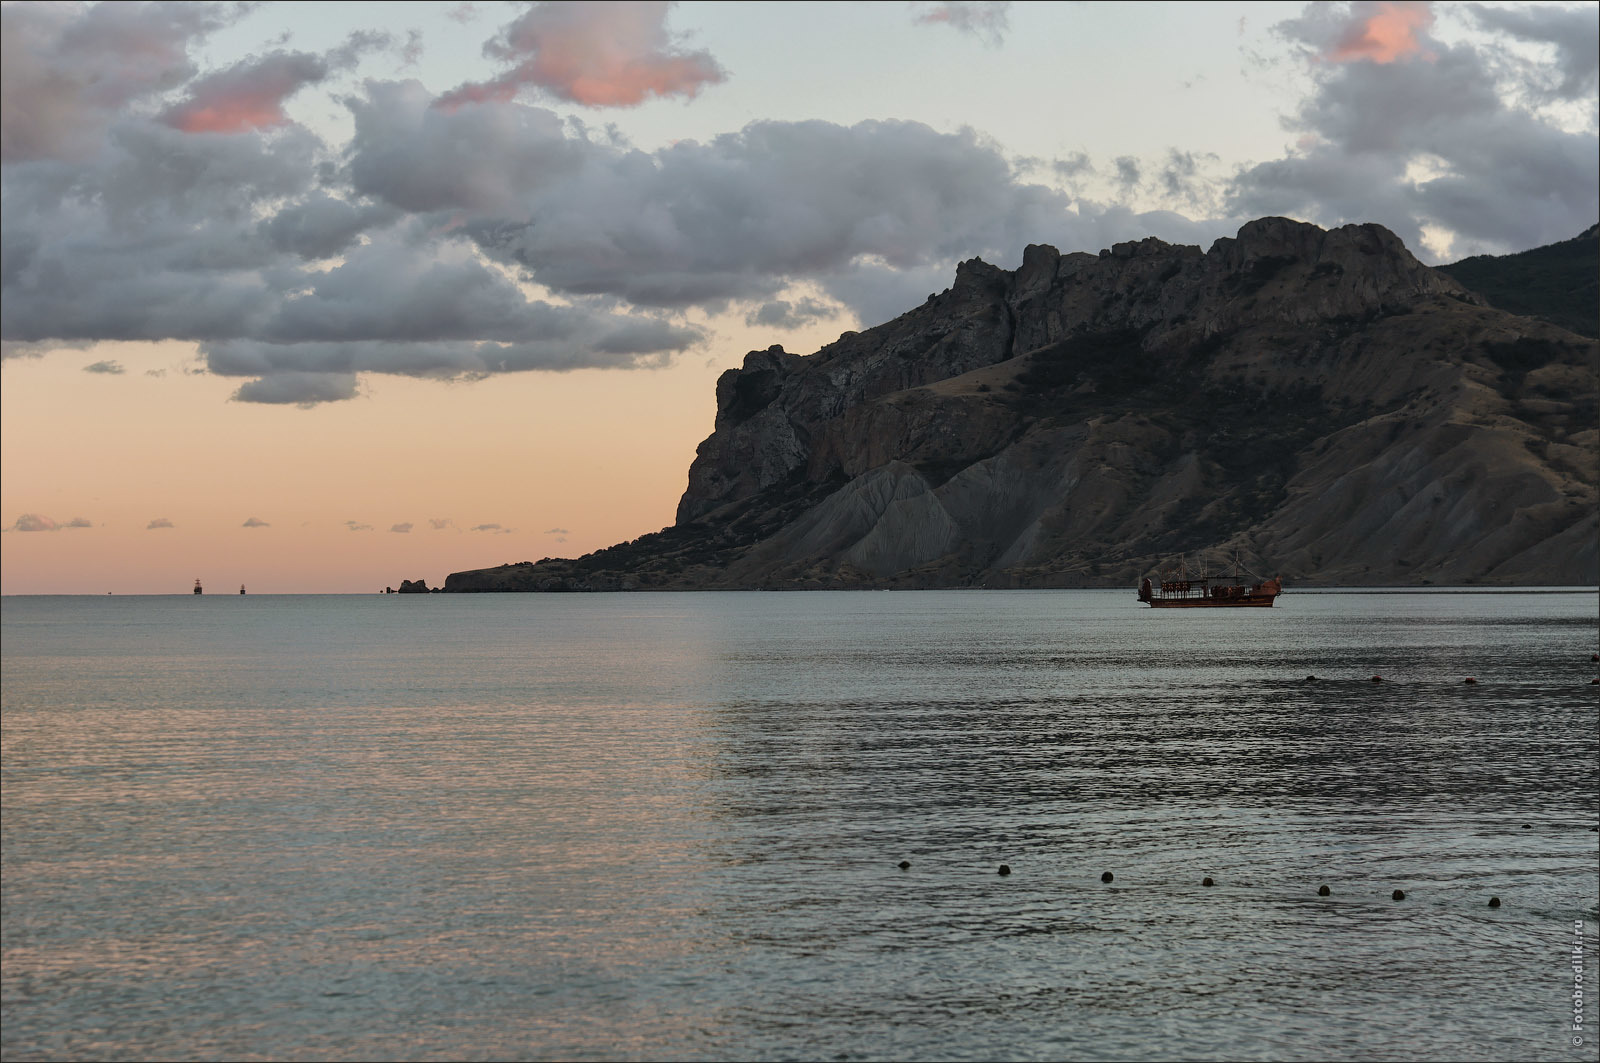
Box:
(193, 579, 203, 595)
(240, 584, 246, 595)
(1137, 555, 1281, 608)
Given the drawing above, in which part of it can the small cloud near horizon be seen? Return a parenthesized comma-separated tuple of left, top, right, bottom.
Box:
(390, 522, 413, 532)
(429, 518, 455, 530)
(345, 520, 373, 531)
(147, 517, 174, 529)
(243, 517, 270, 527)
(83, 360, 125, 374)
(9, 514, 92, 531)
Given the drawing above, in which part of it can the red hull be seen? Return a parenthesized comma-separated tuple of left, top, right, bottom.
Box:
(1145, 595, 1277, 607)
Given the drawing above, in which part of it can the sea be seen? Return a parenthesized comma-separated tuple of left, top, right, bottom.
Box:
(2, 589, 1597, 1062)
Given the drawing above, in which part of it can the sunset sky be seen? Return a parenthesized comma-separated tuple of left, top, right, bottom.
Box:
(3, 0, 1596, 594)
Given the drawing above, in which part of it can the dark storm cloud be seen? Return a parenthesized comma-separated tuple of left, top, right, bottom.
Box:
(1228, 2, 1598, 258)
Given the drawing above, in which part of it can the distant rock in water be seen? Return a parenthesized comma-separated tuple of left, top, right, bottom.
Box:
(397, 579, 430, 594)
(440, 217, 1599, 593)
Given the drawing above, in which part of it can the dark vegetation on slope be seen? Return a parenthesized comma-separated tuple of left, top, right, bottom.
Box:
(1439, 225, 1598, 338)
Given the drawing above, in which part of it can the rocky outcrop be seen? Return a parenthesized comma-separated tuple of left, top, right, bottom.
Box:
(444, 218, 1598, 591)
(397, 579, 430, 593)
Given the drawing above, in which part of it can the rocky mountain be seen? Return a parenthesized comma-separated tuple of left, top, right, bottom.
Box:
(444, 217, 1598, 591)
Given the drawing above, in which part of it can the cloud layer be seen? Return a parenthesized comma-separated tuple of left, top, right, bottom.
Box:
(1229, 1, 1598, 258)
(1, 1, 1595, 405)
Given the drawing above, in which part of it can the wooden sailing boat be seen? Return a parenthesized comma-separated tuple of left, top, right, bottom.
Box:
(1137, 551, 1281, 608)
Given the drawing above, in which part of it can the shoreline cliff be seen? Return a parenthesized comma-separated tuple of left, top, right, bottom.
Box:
(435, 217, 1599, 592)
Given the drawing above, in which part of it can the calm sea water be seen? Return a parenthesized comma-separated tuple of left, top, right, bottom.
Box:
(2, 590, 1597, 1062)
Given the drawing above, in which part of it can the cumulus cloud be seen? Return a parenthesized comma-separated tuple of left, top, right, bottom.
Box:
(0, 1, 234, 163)
(437, 1, 726, 109)
(1227, 1, 1598, 259)
(147, 517, 174, 529)
(83, 360, 124, 374)
(346, 520, 373, 531)
(1321, 1, 1434, 64)
(243, 517, 270, 527)
(391, 522, 413, 533)
(429, 518, 455, 530)
(161, 50, 333, 133)
(10, 514, 93, 531)
(913, 2, 1012, 46)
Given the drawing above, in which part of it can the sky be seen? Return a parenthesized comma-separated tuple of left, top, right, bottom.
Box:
(2, 0, 1596, 594)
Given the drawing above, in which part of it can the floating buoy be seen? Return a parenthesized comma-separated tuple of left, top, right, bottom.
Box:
(1370, 674, 1384, 682)
(1591, 678, 1599, 685)
(1592, 653, 1598, 661)
(1317, 885, 1331, 896)
(898, 860, 910, 870)
(1488, 897, 1501, 908)
(1522, 824, 1532, 829)
(1101, 871, 1114, 883)
(998, 864, 1011, 876)
(1304, 675, 1317, 682)
(1202, 876, 1214, 887)
(1392, 889, 1406, 900)
(1463, 677, 1477, 684)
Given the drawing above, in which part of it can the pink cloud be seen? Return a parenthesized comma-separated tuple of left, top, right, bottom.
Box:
(162, 52, 329, 134)
(1326, 1, 1434, 64)
(1, 1, 231, 162)
(437, 0, 725, 110)
(913, 3, 1011, 45)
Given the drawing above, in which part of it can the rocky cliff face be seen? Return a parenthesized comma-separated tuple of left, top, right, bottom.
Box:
(445, 217, 1598, 591)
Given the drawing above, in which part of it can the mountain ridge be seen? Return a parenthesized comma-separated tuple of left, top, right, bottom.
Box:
(440, 217, 1598, 591)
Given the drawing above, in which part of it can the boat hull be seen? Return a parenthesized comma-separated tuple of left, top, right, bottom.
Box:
(1145, 596, 1276, 608)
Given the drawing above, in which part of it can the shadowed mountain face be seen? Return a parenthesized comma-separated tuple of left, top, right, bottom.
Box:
(446, 217, 1599, 591)
(1437, 224, 1599, 339)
